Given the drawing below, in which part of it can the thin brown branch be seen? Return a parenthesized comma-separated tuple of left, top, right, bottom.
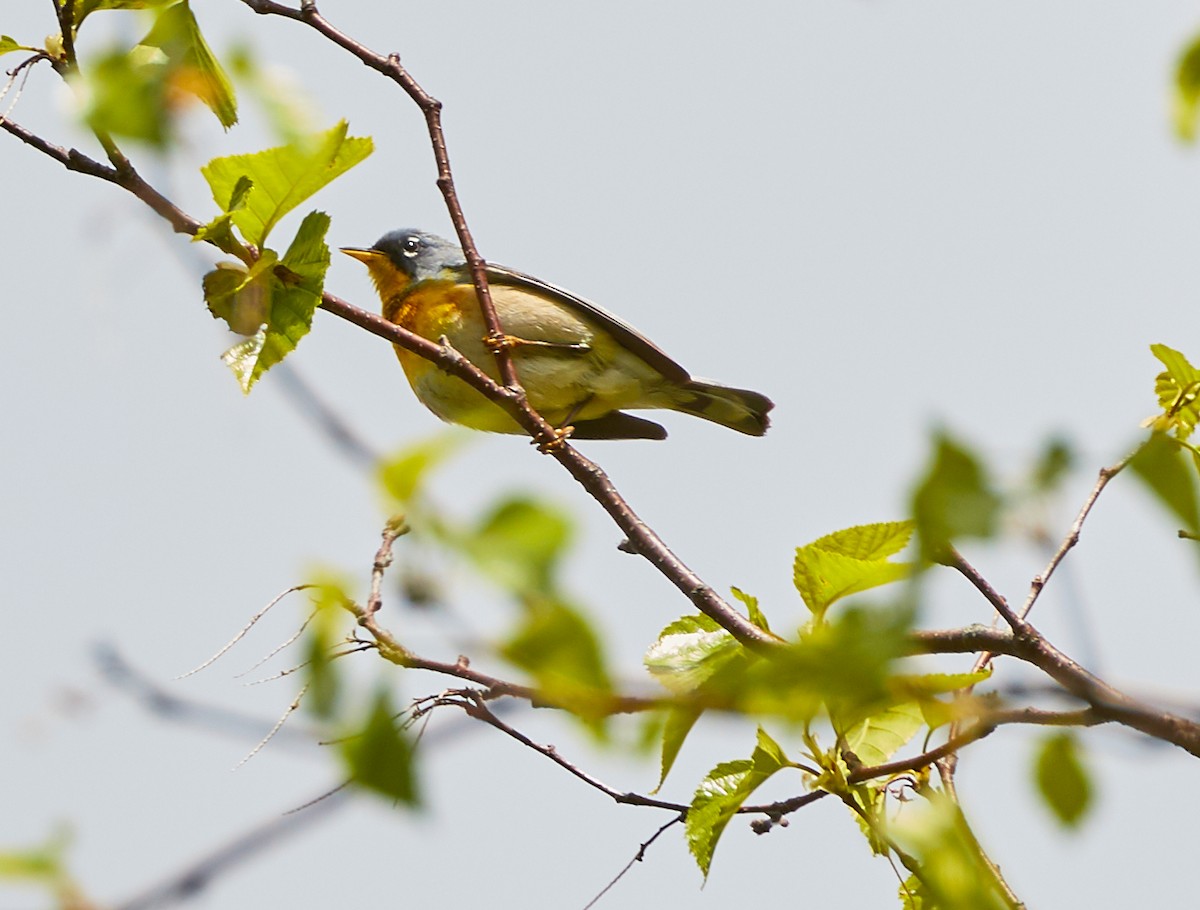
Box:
(847, 707, 1104, 785)
(914, 621, 1200, 757)
(442, 691, 691, 812)
(1020, 454, 1131, 622)
(581, 815, 684, 910)
(947, 548, 1022, 633)
(366, 516, 408, 616)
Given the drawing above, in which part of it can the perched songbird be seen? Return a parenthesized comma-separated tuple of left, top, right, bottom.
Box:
(341, 229, 773, 440)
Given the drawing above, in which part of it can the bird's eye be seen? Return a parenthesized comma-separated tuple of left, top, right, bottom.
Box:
(402, 237, 421, 257)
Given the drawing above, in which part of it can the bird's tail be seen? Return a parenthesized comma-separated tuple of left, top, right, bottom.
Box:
(662, 379, 774, 436)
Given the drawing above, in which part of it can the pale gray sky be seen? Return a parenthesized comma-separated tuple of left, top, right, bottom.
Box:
(4, 2, 1200, 907)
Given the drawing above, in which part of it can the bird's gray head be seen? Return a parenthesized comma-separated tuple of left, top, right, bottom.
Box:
(369, 229, 465, 282)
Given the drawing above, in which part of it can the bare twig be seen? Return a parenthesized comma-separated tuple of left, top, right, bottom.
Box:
(1020, 454, 1131, 622)
(580, 815, 684, 910)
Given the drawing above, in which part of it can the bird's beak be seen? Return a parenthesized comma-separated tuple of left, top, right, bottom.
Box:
(340, 246, 380, 264)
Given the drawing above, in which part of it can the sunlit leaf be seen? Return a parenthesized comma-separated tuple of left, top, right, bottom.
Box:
(687, 728, 790, 878)
(1033, 732, 1092, 828)
(0, 36, 36, 57)
(911, 432, 1000, 561)
(1147, 343, 1200, 440)
(1129, 432, 1200, 536)
(654, 705, 702, 793)
(644, 615, 745, 695)
(341, 690, 418, 804)
(201, 120, 372, 247)
(793, 521, 914, 618)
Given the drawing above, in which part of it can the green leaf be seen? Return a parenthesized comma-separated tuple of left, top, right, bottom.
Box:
(201, 120, 373, 247)
(376, 433, 466, 505)
(1033, 732, 1092, 828)
(1148, 343, 1200, 441)
(654, 705, 702, 793)
(215, 210, 330, 392)
(141, 0, 237, 129)
(1129, 432, 1200, 535)
(341, 690, 418, 804)
(0, 36, 35, 57)
(686, 728, 790, 878)
(793, 522, 915, 618)
(501, 599, 612, 723)
(730, 586, 770, 632)
(644, 615, 745, 695)
(463, 496, 573, 598)
(911, 432, 1000, 561)
(842, 702, 923, 767)
(1175, 32, 1200, 142)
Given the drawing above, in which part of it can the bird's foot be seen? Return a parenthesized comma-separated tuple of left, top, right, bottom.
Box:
(535, 426, 574, 453)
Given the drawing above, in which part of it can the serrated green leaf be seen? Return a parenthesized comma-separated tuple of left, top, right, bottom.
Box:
(911, 432, 1000, 561)
(843, 702, 923, 767)
(501, 599, 612, 723)
(794, 541, 912, 618)
(1034, 732, 1092, 828)
(1148, 343, 1200, 440)
(686, 727, 790, 878)
(1175, 34, 1200, 142)
(654, 705, 702, 793)
(201, 120, 372, 247)
(1129, 432, 1200, 535)
(141, 1, 237, 129)
(793, 521, 914, 619)
(341, 690, 418, 804)
(644, 615, 744, 695)
(812, 521, 916, 561)
(730, 586, 769, 632)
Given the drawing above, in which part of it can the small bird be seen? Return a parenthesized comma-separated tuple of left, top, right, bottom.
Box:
(341, 229, 773, 440)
